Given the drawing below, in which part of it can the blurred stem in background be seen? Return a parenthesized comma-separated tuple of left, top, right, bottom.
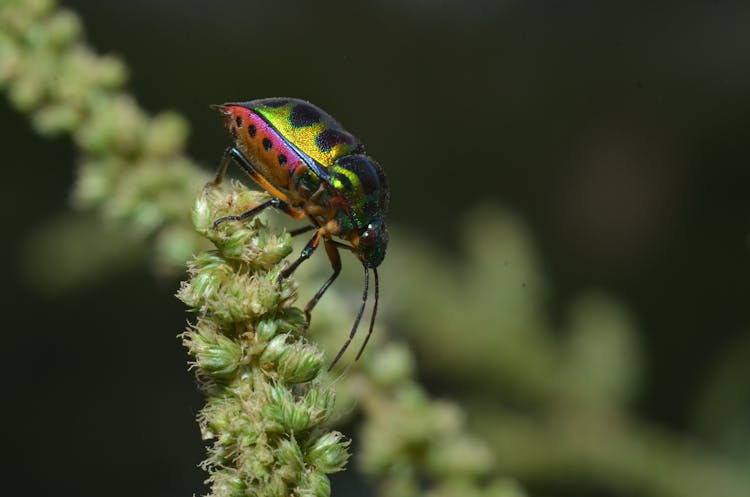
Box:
(2, 1, 749, 497)
(0, 0, 209, 287)
(384, 209, 750, 496)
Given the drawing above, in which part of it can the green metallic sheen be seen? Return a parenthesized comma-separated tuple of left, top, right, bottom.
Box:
(250, 98, 362, 168)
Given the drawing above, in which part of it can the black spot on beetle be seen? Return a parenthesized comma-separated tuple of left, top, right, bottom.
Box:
(235, 116, 243, 127)
(289, 103, 321, 127)
(278, 154, 287, 166)
(263, 138, 273, 151)
(248, 124, 256, 137)
(316, 128, 353, 152)
(337, 155, 380, 195)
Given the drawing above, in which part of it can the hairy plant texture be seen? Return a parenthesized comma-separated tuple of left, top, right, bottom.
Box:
(178, 181, 349, 497)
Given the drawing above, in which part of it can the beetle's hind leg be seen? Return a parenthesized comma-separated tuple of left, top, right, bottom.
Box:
(212, 146, 305, 227)
(214, 147, 301, 210)
(211, 146, 234, 185)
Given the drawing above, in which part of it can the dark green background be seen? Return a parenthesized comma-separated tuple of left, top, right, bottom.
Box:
(4, 1, 750, 496)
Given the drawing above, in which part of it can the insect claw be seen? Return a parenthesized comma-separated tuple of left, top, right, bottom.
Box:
(213, 216, 233, 229)
(275, 271, 286, 289)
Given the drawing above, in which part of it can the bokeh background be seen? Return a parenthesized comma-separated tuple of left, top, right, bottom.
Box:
(3, 1, 750, 496)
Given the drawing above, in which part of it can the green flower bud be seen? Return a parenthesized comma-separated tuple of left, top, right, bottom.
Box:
(208, 470, 246, 497)
(91, 54, 127, 89)
(426, 435, 494, 478)
(0, 36, 21, 88)
(219, 217, 293, 269)
(143, 111, 188, 158)
(275, 437, 304, 482)
(72, 158, 123, 208)
(260, 334, 325, 384)
(9, 59, 48, 110)
(238, 442, 273, 481)
(263, 383, 309, 432)
(75, 94, 145, 155)
(306, 432, 350, 474)
(259, 334, 289, 363)
(178, 253, 230, 309)
(264, 472, 290, 497)
(45, 9, 82, 48)
(277, 307, 307, 332)
(263, 382, 335, 432)
(255, 319, 279, 344)
(180, 254, 285, 323)
(301, 386, 336, 424)
(296, 471, 331, 497)
(200, 397, 241, 439)
(184, 323, 243, 380)
(32, 102, 81, 135)
(191, 184, 220, 234)
(193, 181, 292, 267)
(364, 342, 415, 387)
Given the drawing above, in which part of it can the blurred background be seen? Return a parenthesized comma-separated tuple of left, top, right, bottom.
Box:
(3, 1, 750, 496)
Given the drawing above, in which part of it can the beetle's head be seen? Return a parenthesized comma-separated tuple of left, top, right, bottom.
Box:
(357, 219, 388, 268)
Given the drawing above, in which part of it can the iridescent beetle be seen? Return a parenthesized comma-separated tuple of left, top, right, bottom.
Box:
(211, 98, 389, 369)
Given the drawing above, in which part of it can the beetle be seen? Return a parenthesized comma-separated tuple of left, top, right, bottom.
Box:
(211, 98, 389, 369)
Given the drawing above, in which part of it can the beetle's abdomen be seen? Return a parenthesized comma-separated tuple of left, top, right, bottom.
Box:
(220, 104, 306, 191)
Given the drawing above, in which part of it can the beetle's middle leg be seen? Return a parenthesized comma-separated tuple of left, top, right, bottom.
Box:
(279, 229, 323, 282)
(303, 239, 342, 325)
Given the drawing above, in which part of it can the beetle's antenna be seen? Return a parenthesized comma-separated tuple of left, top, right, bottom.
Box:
(355, 268, 378, 361)
(328, 266, 369, 371)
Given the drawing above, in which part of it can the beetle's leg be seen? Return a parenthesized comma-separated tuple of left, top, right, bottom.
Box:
(212, 147, 305, 227)
(212, 147, 233, 185)
(214, 197, 300, 228)
(215, 147, 305, 219)
(289, 225, 316, 237)
(309, 183, 326, 203)
(303, 239, 342, 325)
(327, 239, 356, 252)
(279, 229, 323, 281)
(329, 265, 369, 371)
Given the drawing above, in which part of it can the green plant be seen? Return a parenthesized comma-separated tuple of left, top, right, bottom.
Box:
(178, 182, 349, 497)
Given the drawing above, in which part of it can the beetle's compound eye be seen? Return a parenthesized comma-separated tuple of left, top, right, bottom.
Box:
(360, 224, 378, 246)
(358, 220, 387, 268)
